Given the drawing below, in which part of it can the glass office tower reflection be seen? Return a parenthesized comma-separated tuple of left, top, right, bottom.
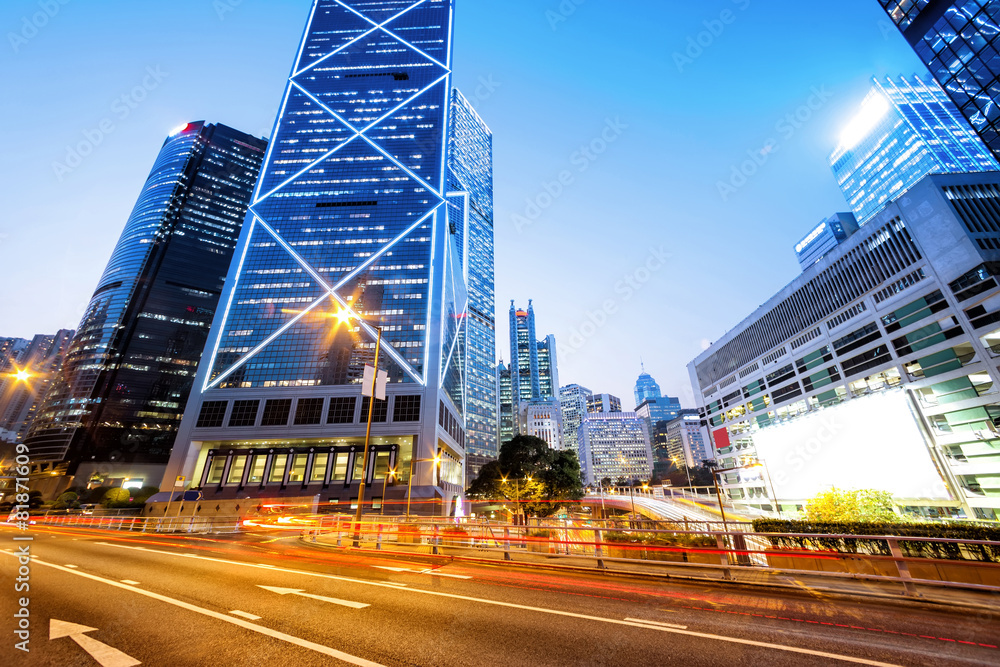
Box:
(881, 1, 1000, 160)
(167, 0, 471, 514)
(23, 122, 266, 492)
(831, 75, 998, 223)
(448, 90, 497, 479)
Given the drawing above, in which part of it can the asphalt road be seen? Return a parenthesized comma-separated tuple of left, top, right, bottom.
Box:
(1, 525, 998, 666)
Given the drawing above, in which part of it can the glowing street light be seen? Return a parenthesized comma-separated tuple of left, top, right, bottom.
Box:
(12, 367, 32, 383)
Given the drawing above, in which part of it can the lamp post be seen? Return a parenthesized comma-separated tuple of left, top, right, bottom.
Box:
(353, 323, 383, 547)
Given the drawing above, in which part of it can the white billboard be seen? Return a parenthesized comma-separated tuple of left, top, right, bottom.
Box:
(752, 390, 952, 502)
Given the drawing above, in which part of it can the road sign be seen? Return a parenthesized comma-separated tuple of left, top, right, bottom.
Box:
(173, 476, 185, 488)
(50, 619, 140, 666)
(361, 364, 388, 400)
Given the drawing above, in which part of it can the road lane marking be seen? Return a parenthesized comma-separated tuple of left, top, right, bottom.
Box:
(4, 554, 382, 667)
(624, 617, 688, 630)
(258, 585, 370, 609)
(230, 611, 262, 621)
(121, 580, 140, 585)
(90, 542, 903, 666)
(65, 564, 78, 568)
(51, 619, 141, 667)
(374, 565, 471, 580)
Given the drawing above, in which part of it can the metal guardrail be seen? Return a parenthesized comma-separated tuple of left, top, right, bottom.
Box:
(29, 514, 244, 534)
(304, 517, 1000, 600)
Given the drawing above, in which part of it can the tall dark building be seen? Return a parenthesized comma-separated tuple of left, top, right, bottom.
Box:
(24, 122, 266, 491)
(880, 1, 1000, 159)
(0, 330, 74, 444)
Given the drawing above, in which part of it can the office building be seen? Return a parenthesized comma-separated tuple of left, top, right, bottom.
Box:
(507, 301, 560, 436)
(831, 75, 998, 224)
(689, 172, 1000, 521)
(634, 367, 660, 406)
(23, 122, 266, 494)
(588, 393, 622, 414)
(0, 330, 74, 444)
(448, 89, 497, 479)
(579, 412, 653, 485)
(795, 213, 860, 269)
(662, 410, 711, 469)
(165, 0, 474, 515)
(559, 383, 591, 455)
(496, 361, 515, 446)
(520, 399, 562, 450)
(880, 1, 1000, 160)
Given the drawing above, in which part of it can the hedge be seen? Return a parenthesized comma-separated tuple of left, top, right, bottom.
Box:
(752, 519, 1000, 563)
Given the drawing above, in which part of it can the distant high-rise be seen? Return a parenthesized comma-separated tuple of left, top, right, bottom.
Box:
(588, 393, 622, 414)
(794, 213, 860, 270)
(0, 330, 74, 444)
(830, 75, 998, 223)
(166, 0, 474, 515)
(559, 383, 591, 455)
(496, 361, 515, 446)
(579, 412, 653, 485)
(880, 1, 1000, 160)
(448, 90, 497, 479)
(634, 367, 660, 407)
(24, 122, 266, 492)
(507, 301, 560, 439)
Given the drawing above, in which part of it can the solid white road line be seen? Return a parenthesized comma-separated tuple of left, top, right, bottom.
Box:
(92, 542, 902, 666)
(121, 580, 140, 586)
(229, 611, 262, 621)
(624, 617, 688, 630)
(373, 565, 471, 579)
(50, 619, 141, 667)
(258, 585, 370, 609)
(3, 553, 382, 667)
(64, 564, 78, 568)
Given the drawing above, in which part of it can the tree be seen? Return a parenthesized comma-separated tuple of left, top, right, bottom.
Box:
(101, 488, 132, 507)
(467, 435, 584, 518)
(804, 488, 897, 523)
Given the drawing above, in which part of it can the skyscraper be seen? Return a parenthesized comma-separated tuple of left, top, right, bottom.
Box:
(830, 75, 998, 223)
(558, 383, 591, 455)
(880, 1, 1000, 160)
(166, 0, 475, 514)
(634, 367, 660, 407)
(588, 393, 622, 414)
(508, 301, 560, 439)
(496, 361, 514, 446)
(448, 89, 497, 479)
(0, 330, 74, 444)
(23, 122, 266, 493)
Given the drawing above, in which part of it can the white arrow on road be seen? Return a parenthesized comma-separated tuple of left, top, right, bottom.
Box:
(50, 620, 140, 667)
(257, 585, 369, 609)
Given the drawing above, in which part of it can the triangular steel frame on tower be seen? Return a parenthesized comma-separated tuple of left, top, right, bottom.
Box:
(163, 0, 468, 517)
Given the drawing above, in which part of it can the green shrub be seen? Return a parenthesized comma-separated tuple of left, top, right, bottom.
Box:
(102, 488, 131, 507)
(752, 519, 1000, 563)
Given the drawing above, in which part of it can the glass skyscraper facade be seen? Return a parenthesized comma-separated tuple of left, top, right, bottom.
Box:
(448, 89, 497, 479)
(881, 0, 1000, 160)
(496, 361, 514, 446)
(830, 75, 999, 223)
(633, 369, 661, 407)
(559, 383, 591, 455)
(579, 412, 653, 485)
(23, 122, 265, 490)
(166, 0, 476, 513)
(0, 330, 74, 444)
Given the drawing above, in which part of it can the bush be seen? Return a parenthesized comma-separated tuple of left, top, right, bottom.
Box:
(752, 519, 1000, 563)
(102, 488, 131, 507)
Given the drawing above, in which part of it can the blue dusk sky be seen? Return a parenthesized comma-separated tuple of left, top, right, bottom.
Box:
(0, 0, 928, 407)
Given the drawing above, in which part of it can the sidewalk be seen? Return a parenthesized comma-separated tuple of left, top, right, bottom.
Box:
(306, 531, 1000, 612)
